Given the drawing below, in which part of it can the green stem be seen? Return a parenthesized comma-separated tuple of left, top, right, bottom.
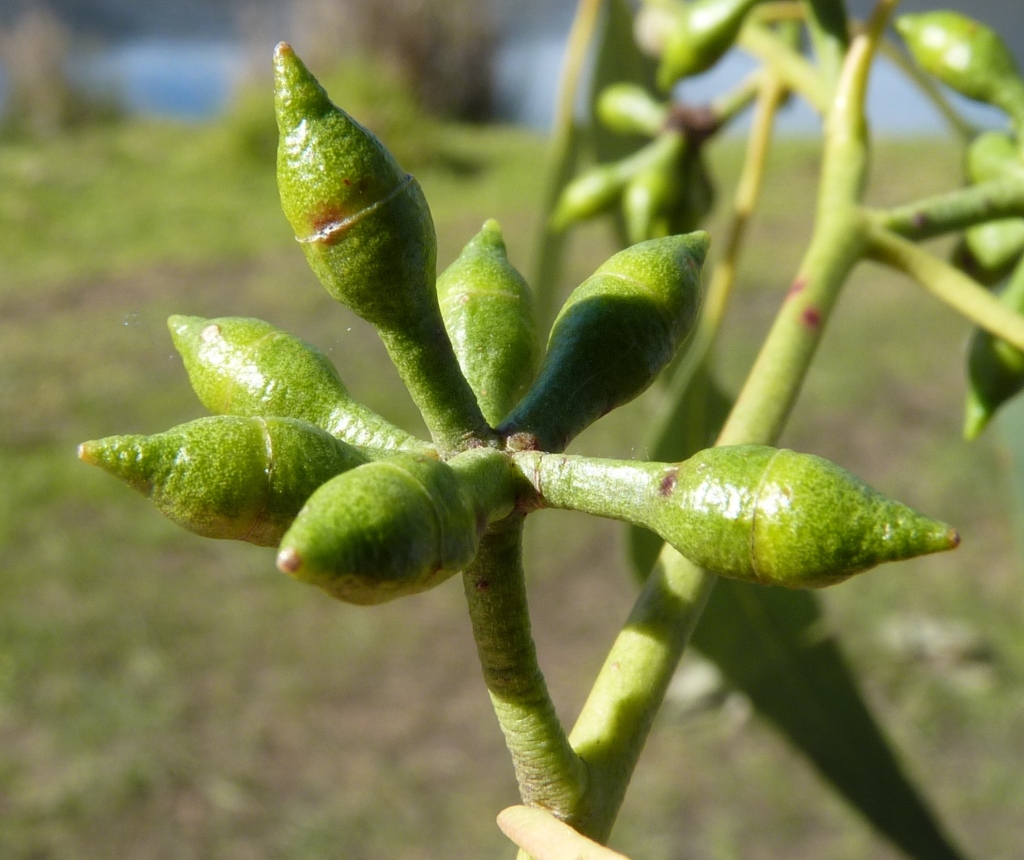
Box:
(866, 225, 1024, 352)
(560, 10, 896, 842)
(533, 0, 606, 329)
(461, 515, 589, 816)
(377, 326, 496, 452)
(870, 176, 1024, 241)
(567, 550, 714, 843)
(738, 23, 830, 113)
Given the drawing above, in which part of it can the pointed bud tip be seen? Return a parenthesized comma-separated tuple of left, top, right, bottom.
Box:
(277, 546, 303, 574)
(77, 440, 99, 464)
(167, 314, 203, 341)
(272, 41, 332, 123)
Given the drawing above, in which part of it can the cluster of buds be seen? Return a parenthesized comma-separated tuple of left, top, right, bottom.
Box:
(898, 12, 1024, 438)
(80, 44, 958, 607)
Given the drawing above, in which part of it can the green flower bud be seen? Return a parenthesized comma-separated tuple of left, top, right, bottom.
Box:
(597, 84, 668, 137)
(623, 162, 682, 245)
(962, 133, 1024, 273)
(276, 449, 516, 605)
(657, 0, 762, 90)
(437, 220, 539, 425)
(896, 12, 1024, 119)
(273, 43, 489, 450)
(964, 220, 1024, 274)
(514, 446, 959, 588)
(168, 315, 427, 457)
(78, 416, 368, 546)
(550, 133, 685, 232)
(274, 42, 436, 333)
(550, 163, 631, 232)
(500, 233, 707, 452)
(965, 131, 1022, 184)
(963, 265, 1024, 439)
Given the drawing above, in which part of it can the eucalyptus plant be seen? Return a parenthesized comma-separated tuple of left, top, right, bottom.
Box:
(79, 1, 1024, 858)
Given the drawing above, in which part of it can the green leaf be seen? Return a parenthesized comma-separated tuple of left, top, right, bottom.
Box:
(690, 581, 965, 860)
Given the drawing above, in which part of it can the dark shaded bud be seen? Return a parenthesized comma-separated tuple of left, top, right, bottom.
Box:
(963, 265, 1024, 439)
(500, 233, 707, 452)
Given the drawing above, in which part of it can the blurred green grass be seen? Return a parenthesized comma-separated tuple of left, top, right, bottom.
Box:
(1, 116, 1023, 860)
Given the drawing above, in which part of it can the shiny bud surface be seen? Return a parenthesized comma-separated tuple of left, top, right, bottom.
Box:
(79, 416, 368, 546)
(169, 314, 424, 456)
(501, 233, 707, 452)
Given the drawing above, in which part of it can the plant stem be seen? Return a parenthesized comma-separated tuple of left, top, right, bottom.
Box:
(377, 326, 496, 452)
(866, 225, 1024, 351)
(869, 176, 1024, 241)
(738, 23, 830, 113)
(461, 516, 588, 817)
(561, 9, 896, 842)
(567, 549, 715, 843)
(533, 0, 606, 328)
(700, 73, 789, 350)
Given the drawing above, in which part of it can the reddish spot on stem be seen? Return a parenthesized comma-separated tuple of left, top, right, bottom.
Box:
(343, 178, 352, 186)
(659, 469, 679, 497)
(787, 277, 806, 297)
(948, 528, 961, 548)
(801, 305, 822, 329)
(277, 547, 302, 574)
(912, 211, 929, 231)
(475, 579, 490, 591)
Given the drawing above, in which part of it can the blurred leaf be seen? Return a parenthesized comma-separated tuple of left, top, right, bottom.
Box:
(690, 581, 965, 860)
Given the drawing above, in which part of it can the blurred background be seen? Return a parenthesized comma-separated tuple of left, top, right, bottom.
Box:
(1, 1, 1023, 858)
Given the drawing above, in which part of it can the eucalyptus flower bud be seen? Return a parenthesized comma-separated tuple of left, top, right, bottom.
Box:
(273, 42, 490, 450)
(963, 263, 1024, 439)
(550, 133, 685, 232)
(437, 220, 539, 425)
(169, 315, 426, 457)
(78, 416, 368, 546)
(657, 0, 763, 90)
(501, 233, 707, 452)
(963, 132, 1024, 272)
(277, 449, 516, 605)
(514, 446, 959, 588)
(896, 12, 1024, 120)
(597, 84, 668, 137)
